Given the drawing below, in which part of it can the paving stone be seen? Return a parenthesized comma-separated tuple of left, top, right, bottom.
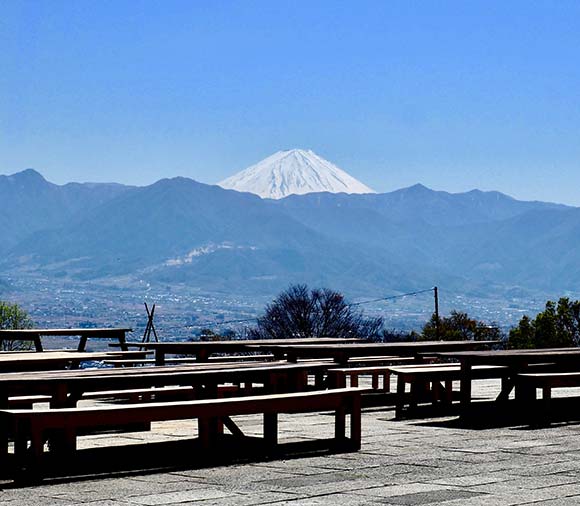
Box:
(517, 497, 580, 506)
(381, 488, 485, 505)
(350, 482, 461, 499)
(266, 493, 392, 505)
(123, 488, 238, 505)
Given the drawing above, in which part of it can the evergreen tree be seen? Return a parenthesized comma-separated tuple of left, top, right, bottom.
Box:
(0, 301, 33, 351)
(422, 310, 502, 341)
(508, 298, 580, 349)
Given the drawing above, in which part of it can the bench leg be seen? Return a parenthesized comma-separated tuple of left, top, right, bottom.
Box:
(198, 418, 211, 450)
(432, 381, 441, 404)
(335, 406, 346, 442)
(29, 426, 44, 472)
(498, 376, 515, 403)
(33, 335, 43, 352)
(409, 380, 422, 412)
(541, 386, 551, 424)
(12, 420, 43, 481)
(296, 371, 309, 391)
(395, 376, 406, 419)
(77, 335, 88, 352)
(47, 426, 77, 455)
(314, 372, 325, 388)
(445, 380, 453, 403)
(13, 423, 28, 464)
(542, 386, 551, 404)
(329, 371, 346, 389)
(0, 419, 10, 464)
(371, 373, 379, 390)
(264, 413, 278, 446)
(349, 395, 361, 450)
(383, 372, 390, 393)
(515, 382, 536, 404)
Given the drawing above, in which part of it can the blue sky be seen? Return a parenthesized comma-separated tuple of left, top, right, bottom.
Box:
(2, 1, 580, 204)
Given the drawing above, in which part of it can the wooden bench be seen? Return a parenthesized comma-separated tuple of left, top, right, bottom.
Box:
(516, 371, 580, 423)
(5, 385, 249, 440)
(390, 364, 509, 418)
(0, 387, 362, 481)
(308, 356, 418, 390)
(328, 366, 394, 392)
(346, 356, 418, 366)
(7, 384, 245, 409)
(104, 358, 202, 367)
(327, 357, 425, 391)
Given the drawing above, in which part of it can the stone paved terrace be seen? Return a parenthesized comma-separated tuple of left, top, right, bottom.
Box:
(2, 378, 580, 505)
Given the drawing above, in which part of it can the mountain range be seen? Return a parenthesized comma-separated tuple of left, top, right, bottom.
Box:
(0, 166, 576, 299)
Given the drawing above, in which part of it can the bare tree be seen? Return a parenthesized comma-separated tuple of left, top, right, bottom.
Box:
(249, 285, 383, 340)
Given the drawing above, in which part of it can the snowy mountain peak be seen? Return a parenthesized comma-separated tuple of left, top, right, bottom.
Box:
(218, 149, 375, 199)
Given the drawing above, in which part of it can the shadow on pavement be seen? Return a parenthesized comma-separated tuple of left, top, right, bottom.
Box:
(0, 436, 354, 488)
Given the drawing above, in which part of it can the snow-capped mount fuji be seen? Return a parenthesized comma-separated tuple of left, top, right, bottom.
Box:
(218, 149, 375, 199)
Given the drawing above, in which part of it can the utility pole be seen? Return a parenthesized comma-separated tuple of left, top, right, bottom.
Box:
(433, 286, 440, 340)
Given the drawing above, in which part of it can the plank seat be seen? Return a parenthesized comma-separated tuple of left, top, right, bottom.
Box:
(0, 387, 362, 481)
(390, 364, 509, 418)
(518, 371, 580, 389)
(6, 386, 219, 408)
(7, 395, 52, 409)
(5, 385, 248, 440)
(297, 356, 419, 365)
(104, 354, 275, 367)
(104, 358, 201, 367)
(346, 356, 418, 366)
(516, 371, 580, 424)
(84, 384, 246, 402)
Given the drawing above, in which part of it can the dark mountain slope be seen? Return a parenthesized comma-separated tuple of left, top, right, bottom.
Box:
(0, 169, 131, 252)
(2, 171, 579, 297)
(6, 177, 431, 294)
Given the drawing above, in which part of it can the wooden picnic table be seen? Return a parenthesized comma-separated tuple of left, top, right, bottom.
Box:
(0, 360, 332, 408)
(433, 347, 580, 417)
(0, 328, 133, 352)
(0, 350, 147, 373)
(251, 340, 500, 365)
(127, 337, 363, 364)
(0, 360, 342, 467)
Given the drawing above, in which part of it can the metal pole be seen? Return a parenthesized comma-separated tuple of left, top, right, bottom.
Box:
(434, 287, 440, 340)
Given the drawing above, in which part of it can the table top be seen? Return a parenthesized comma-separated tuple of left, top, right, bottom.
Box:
(0, 328, 132, 338)
(0, 359, 327, 381)
(252, 340, 499, 355)
(434, 347, 580, 365)
(127, 337, 362, 350)
(0, 350, 139, 372)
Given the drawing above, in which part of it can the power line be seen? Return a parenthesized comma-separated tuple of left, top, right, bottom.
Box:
(185, 317, 258, 328)
(144, 287, 436, 332)
(347, 288, 436, 307)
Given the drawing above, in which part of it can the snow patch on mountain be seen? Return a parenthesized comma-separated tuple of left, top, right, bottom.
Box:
(218, 149, 375, 199)
(165, 243, 257, 266)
